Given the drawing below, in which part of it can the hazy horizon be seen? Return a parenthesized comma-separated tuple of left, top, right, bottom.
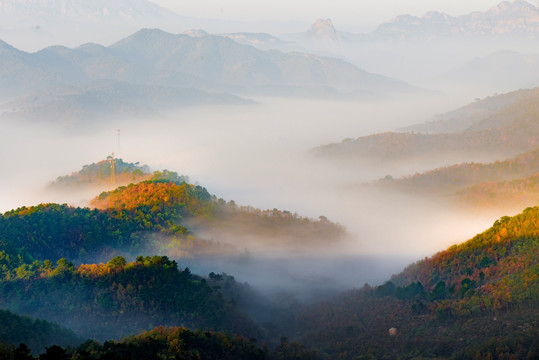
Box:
(149, 0, 520, 32)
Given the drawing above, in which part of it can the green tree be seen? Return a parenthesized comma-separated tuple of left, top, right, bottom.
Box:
(107, 256, 126, 270)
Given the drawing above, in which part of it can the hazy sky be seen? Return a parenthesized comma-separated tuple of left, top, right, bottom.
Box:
(150, 0, 514, 31)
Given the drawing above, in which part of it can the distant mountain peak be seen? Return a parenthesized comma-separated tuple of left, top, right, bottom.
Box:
(423, 11, 451, 20)
(375, 0, 539, 39)
(488, 0, 536, 12)
(307, 18, 340, 42)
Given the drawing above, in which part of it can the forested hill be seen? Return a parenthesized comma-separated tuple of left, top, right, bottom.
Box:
(91, 178, 346, 253)
(288, 205, 539, 359)
(1, 174, 345, 269)
(47, 158, 152, 190)
(372, 147, 539, 194)
(394, 206, 539, 298)
(0, 255, 260, 341)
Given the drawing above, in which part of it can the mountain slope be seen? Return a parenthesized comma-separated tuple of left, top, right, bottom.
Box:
(314, 87, 539, 163)
(401, 87, 539, 134)
(107, 29, 415, 95)
(457, 172, 539, 211)
(287, 205, 539, 359)
(0, 40, 71, 97)
(372, 147, 539, 194)
(0, 309, 82, 354)
(91, 178, 345, 254)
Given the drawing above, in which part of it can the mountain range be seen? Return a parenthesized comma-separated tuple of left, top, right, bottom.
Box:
(374, 0, 539, 40)
(277, 2, 539, 97)
(2, 0, 538, 44)
(281, 1, 539, 44)
(0, 28, 421, 124)
(1, 0, 537, 99)
(0, 28, 418, 96)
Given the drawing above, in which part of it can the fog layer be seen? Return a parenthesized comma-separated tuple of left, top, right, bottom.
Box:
(0, 96, 496, 259)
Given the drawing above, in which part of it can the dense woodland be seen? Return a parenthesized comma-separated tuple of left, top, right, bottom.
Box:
(0, 326, 320, 360)
(0, 174, 343, 352)
(0, 255, 260, 341)
(1, 167, 537, 358)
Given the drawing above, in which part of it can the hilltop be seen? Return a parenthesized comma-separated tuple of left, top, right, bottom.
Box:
(48, 157, 152, 190)
(90, 177, 345, 254)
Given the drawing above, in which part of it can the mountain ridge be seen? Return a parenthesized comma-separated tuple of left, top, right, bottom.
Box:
(314, 87, 539, 164)
(374, 0, 539, 39)
(0, 29, 420, 102)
